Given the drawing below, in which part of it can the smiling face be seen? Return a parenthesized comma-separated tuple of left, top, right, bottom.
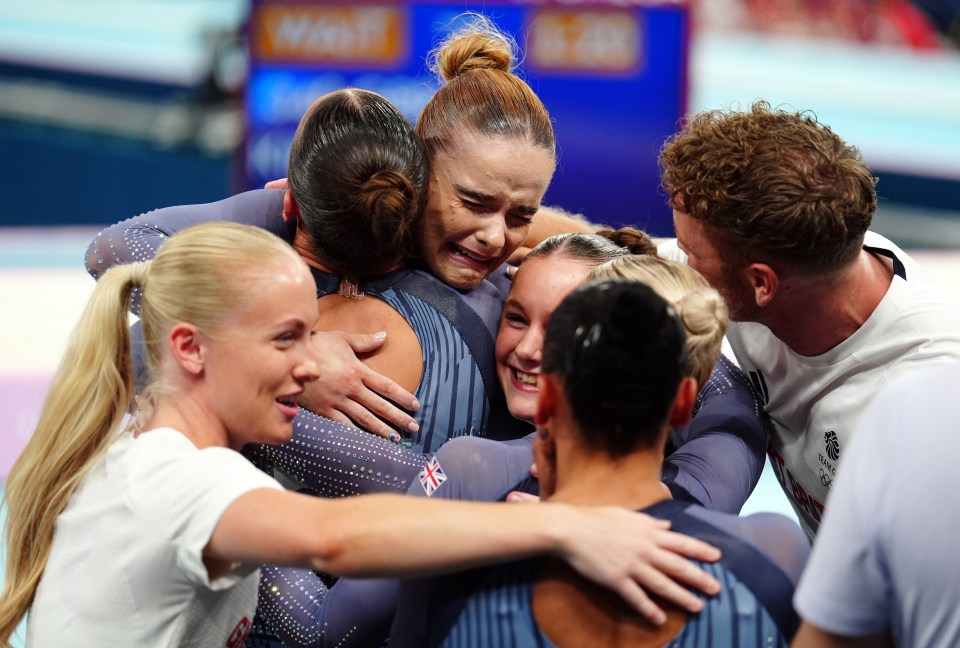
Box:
(495, 255, 596, 422)
(204, 257, 321, 449)
(419, 131, 555, 290)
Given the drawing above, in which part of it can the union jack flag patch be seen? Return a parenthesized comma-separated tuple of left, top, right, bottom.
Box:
(418, 455, 447, 496)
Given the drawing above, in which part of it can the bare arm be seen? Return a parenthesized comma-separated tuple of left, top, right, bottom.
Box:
(208, 490, 722, 625)
(792, 622, 893, 648)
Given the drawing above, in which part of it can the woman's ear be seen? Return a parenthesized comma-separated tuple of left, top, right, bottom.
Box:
(668, 376, 698, 428)
(168, 323, 205, 376)
(534, 374, 558, 428)
(533, 375, 560, 497)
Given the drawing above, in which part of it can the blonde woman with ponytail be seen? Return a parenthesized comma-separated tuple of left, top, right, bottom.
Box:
(0, 222, 726, 647)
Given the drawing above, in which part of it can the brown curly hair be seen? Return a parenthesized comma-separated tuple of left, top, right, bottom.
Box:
(660, 101, 877, 275)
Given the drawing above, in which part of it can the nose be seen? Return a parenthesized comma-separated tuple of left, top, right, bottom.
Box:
(475, 215, 506, 252)
(514, 325, 543, 365)
(294, 344, 321, 383)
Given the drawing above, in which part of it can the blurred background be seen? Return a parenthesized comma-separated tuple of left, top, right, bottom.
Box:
(2, 1, 960, 643)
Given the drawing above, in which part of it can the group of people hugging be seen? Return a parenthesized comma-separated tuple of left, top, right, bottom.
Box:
(3, 13, 960, 648)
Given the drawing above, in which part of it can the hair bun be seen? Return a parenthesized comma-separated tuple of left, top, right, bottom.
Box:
(431, 15, 515, 83)
(595, 226, 657, 256)
(676, 285, 728, 344)
(357, 169, 417, 255)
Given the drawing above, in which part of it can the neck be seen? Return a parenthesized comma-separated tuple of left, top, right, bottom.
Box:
(143, 389, 228, 450)
(292, 227, 403, 276)
(546, 423, 670, 510)
(759, 249, 894, 356)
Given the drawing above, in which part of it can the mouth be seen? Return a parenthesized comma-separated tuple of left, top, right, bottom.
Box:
(448, 243, 495, 268)
(511, 368, 539, 391)
(275, 395, 301, 419)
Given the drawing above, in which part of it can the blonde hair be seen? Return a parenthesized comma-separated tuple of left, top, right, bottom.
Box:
(416, 13, 555, 161)
(0, 222, 301, 644)
(590, 256, 729, 387)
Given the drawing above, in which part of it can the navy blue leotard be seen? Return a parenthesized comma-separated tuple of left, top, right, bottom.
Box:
(390, 499, 809, 648)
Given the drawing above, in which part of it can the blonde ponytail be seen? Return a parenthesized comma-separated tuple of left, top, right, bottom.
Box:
(0, 262, 146, 645)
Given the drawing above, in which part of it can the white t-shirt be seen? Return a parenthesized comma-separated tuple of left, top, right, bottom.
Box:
(795, 362, 960, 646)
(28, 428, 282, 647)
(660, 232, 960, 537)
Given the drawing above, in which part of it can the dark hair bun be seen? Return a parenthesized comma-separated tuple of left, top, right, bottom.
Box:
(356, 169, 417, 257)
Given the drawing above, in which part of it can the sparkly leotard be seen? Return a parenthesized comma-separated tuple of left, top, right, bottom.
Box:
(86, 189, 531, 647)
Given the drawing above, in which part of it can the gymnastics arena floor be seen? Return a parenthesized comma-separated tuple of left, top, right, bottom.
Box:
(2, 225, 959, 647)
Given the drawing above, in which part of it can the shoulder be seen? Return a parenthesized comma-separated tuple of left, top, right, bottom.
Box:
(125, 429, 281, 515)
(395, 270, 505, 341)
(667, 503, 810, 586)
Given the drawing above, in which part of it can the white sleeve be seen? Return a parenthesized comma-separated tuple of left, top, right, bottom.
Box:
(793, 395, 895, 635)
(125, 430, 283, 589)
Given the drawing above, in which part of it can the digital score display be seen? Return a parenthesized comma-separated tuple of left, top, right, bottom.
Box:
(246, 0, 688, 234)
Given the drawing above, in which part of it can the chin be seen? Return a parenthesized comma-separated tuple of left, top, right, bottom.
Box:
(443, 270, 484, 291)
(506, 400, 536, 424)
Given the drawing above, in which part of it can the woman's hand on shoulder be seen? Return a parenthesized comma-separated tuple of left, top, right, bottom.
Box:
(555, 506, 722, 625)
(303, 330, 420, 441)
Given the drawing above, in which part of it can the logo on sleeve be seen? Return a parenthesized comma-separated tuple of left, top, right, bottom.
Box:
(824, 430, 840, 461)
(418, 456, 447, 496)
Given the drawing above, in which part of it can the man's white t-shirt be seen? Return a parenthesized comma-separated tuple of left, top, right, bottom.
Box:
(660, 232, 960, 537)
(28, 428, 282, 647)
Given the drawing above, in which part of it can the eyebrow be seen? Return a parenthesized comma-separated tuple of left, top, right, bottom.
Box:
(455, 184, 539, 216)
(502, 297, 526, 313)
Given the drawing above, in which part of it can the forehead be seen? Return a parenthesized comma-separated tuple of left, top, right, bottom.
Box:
(234, 259, 317, 326)
(510, 256, 595, 312)
(435, 131, 555, 193)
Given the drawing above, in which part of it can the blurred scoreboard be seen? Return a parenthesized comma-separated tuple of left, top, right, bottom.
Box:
(246, 0, 689, 235)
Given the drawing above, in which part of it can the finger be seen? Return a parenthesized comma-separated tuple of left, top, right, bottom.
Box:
(506, 246, 532, 266)
(353, 389, 419, 433)
(343, 331, 388, 354)
(505, 492, 540, 503)
(323, 409, 358, 429)
(264, 177, 289, 189)
(631, 512, 672, 530)
(610, 580, 666, 625)
(339, 401, 405, 440)
(647, 549, 721, 597)
(629, 563, 707, 615)
(529, 462, 538, 479)
(655, 530, 722, 563)
(362, 368, 420, 414)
